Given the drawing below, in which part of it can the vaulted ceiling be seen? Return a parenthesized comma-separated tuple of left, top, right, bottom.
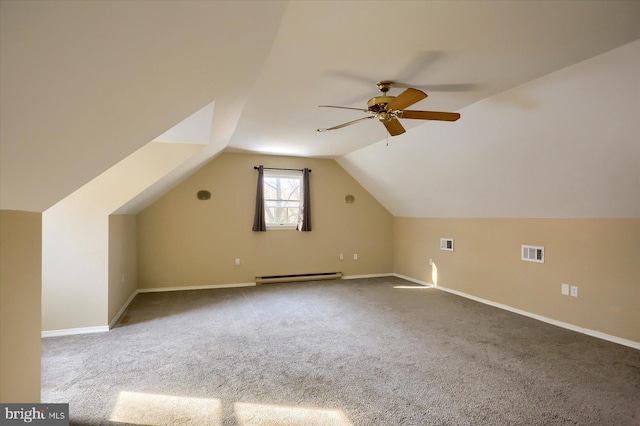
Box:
(1, 1, 639, 216)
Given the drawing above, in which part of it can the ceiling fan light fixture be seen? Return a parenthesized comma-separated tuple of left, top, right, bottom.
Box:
(377, 112, 393, 122)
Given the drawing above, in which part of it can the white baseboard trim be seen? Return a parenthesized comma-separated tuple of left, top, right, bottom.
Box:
(392, 273, 432, 287)
(45, 277, 638, 349)
(342, 273, 393, 280)
(108, 289, 139, 329)
(137, 282, 256, 293)
(434, 285, 640, 350)
(43, 283, 257, 337)
(42, 325, 109, 338)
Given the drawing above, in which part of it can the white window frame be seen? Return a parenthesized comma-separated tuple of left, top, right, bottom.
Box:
(263, 169, 303, 230)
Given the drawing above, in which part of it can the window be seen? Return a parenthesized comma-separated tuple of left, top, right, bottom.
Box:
(263, 169, 303, 229)
(252, 165, 311, 232)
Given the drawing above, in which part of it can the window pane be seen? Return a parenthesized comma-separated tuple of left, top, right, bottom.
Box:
(265, 207, 300, 225)
(264, 177, 301, 201)
(263, 171, 303, 226)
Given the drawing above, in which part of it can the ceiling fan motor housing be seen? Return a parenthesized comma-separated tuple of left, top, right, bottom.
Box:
(367, 95, 395, 112)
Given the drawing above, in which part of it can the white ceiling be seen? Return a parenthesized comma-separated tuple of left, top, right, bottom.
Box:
(229, 1, 640, 157)
(0, 0, 287, 211)
(153, 102, 215, 145)
(1, 1, 639, 214)
(339, 40, 640, 218)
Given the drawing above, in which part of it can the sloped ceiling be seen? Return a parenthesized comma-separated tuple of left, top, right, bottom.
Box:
(1, 1, 639, 216)
(229, 1, 640, 157)
(338, 41, 640, 218)
(0, 0, 287, 212)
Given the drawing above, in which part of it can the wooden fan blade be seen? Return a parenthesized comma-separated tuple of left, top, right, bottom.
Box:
(319, 105, 370, 113)
(317, 116, 374, 132)
(399, 110, 461, 121)
(383, 118, 406, 136)
(386, 88, 427, 111)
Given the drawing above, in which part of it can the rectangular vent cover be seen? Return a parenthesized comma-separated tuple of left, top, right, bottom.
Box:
(522, 245, 544, 263)
(440, 238, 454, 251)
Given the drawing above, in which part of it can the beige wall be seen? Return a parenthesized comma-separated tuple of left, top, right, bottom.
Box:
(108, 215, 137, 325)
(42, 205, 109, 331)
(0, 210, 41, 402)
(42, 142, 202, 332)
(138, 153, 394, 288)
(394, 218, 640, 343)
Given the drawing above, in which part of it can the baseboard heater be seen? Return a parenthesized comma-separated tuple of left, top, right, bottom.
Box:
(255, 272, 342, 284)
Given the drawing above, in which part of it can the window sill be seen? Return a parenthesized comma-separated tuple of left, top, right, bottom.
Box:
(266, 224, 298, 231)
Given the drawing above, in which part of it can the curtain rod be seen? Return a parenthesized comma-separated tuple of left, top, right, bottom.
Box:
(254, 166, 311, 172)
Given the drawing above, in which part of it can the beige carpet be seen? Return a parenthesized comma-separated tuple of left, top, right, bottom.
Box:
(41, 277, 640, 425)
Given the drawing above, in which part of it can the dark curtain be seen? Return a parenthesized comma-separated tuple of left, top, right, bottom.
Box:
(297, 168, 312, 232)
(252, 165, 266, 232)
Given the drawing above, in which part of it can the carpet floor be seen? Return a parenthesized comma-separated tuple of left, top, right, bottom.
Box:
(41, 277, 640, 425)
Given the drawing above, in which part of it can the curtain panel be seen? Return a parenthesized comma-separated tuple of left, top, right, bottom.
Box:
(252, 165, 266, 231)
(297, 167, 311, 232)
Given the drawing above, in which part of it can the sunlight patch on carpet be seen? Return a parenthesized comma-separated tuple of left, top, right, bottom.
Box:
(110, 391, 222, 425)
(234, 402, 352, 426)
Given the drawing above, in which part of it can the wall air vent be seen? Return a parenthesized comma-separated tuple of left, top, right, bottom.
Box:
(521, 245, 544, 263)
(440, 238, 454, 251)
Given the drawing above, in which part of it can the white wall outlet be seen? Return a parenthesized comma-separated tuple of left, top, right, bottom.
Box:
(570, 285, 578, 297)
(429, 258, 433, 266)
(561, 283, 569, 296)
(235, 258, 240, 266)
(353, 253, 358, 260)
(339, 253, 344, 261)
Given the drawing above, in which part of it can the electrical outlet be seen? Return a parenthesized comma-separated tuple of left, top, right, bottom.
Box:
(353, 253, 358, 261)
(235, 258, 240, 266)
(570, 285, 578, 297)
(561, 283, 569, 296)
(429, 258, 433, 265)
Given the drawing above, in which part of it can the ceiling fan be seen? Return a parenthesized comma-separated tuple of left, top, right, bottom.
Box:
(317, 81, 460, 136)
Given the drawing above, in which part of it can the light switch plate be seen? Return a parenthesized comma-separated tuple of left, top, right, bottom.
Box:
(561, 283, 569, 296)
